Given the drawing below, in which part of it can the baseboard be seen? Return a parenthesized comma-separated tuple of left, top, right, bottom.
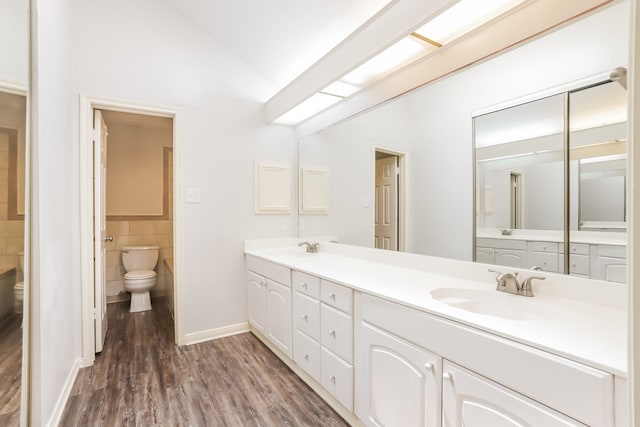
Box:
(183, 322, 249, 346)
(46, 357, 83, 427)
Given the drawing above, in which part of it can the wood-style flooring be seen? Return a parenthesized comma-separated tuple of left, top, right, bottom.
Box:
(0, 314, 22, 427)
(61, 299, 348, 426)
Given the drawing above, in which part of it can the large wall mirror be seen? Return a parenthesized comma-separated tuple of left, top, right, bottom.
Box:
(0, 0, 30, 425)
(297, 1, 629, 285)
(474, 79, 627, 281)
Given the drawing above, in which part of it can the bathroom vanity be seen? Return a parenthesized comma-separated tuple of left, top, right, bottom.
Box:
(244, 239, 627, 426)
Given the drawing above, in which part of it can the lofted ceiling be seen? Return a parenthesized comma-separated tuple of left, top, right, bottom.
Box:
(162, 0, 392, 91)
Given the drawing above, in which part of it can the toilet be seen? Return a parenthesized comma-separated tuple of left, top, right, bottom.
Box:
(122, 246, 159, 313)
(13, 251, 24, 314)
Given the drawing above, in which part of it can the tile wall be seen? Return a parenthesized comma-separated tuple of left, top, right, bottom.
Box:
(105, 219, 173, 302)
(0, 139, 24, 280)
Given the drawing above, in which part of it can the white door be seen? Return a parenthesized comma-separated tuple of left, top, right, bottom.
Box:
(266, 278, 292, 357)
(246, 270, 266, 334)
(375, 156, 398, 250)
(442, 361, 586, 427)
(356, 322, 441, 427)
(93, 110, 110, 353)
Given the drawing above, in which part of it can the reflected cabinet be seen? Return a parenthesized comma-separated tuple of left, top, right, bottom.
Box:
(474, 77, 627, 281)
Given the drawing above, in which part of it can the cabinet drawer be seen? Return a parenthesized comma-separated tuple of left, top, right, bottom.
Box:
(569, 243, 589, 256)
(528, 241, 558, 253)
(293, 291, 320, 340)
(321, 279, 353, 314)
(321, 347, 354, 411)
(442, 361, 586, 426)
(569, 254, 590, 275)
(529, 251, 558, 272)
(321, 304, 353, 363)
(246, 255, 291, 286)
(293, 270, 320, 298)
(294, 330, 321, 382)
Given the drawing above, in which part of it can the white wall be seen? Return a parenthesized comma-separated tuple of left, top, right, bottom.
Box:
(32, 0, 83, 425)
(70, 0, 297, 339)
(0, 0, 28, 86)
(300, 1, 630, 261)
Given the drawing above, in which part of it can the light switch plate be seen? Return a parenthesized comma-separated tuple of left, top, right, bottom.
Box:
(186, 188, 201, 204)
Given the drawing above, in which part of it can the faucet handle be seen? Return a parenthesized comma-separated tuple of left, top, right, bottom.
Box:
(520, 275, 545, 297)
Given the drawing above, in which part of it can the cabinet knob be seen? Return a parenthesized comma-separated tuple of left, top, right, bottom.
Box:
(303, 354, 309, 361)
(443, 372, 453, 382)
(424, 362, 434, 371)
(302, 314, 308, 322)
(329, 375, 336, 383)
(329, 293, 336, 300)
(303, 283, 308, 289)
(329, 330, 336, 338)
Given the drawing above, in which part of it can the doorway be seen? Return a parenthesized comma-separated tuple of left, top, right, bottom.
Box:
(80, 97, 182, 365)
(374, 148, 405, 251)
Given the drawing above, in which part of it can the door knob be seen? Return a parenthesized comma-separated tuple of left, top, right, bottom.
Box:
(104, 236, 113, 242)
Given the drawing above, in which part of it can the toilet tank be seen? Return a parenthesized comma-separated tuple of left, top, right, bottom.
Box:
(122, 246, 159, 272)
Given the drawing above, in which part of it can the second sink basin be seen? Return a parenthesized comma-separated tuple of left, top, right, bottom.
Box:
(430, 287, 549, 321)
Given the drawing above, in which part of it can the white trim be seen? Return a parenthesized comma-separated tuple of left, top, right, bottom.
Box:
(0, 81, 27, 96)
(80, 95, 184, 364)
(183, 322, 250, 346)
(45, 357, 82, 427)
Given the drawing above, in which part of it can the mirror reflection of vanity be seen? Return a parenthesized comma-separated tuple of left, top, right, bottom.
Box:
(298, 1, 629, 285)
(474, 79, 627, 281)
(0, 0, 29, 425)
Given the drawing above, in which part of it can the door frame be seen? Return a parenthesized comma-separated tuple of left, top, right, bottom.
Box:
(79, 95, 183, 365)
(374, 146, 406, 252)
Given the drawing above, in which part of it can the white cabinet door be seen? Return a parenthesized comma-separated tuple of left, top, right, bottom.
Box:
(356, 322, 441, 427)
(442, 361, 586, 427)
(495, 249, 527, 268)
(476, 247, 494, 264)
(247, 270, 266, 334)
(266, 278, 292, 358)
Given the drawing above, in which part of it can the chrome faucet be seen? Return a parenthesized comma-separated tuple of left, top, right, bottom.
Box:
(298, 241, 319, 253)
(488, 269, 545, 297)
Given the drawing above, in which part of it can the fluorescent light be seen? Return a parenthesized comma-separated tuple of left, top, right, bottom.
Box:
(273, 92, 343, 125)
(341, 36, 432, 86)
(323, 81, 361, 97)
(415, 0, 525, 44)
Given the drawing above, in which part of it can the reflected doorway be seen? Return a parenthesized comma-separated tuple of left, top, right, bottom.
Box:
(0, 89, 26, 426)
(374, 149, 405, 251)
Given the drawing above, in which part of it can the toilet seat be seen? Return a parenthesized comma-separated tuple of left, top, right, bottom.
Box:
(124, 270, 156, 280)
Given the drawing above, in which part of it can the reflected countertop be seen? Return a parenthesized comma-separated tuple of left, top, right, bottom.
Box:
(477, 228, 627, 246)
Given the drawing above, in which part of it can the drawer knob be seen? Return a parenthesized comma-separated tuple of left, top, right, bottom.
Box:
(303, 283, 308, 289)
(424, 362, 434, 371)
(329, 330, 336, 338)
(329, 375, 336, 383)
(443, 372, 453, 382)
(329, 293, 336, 300)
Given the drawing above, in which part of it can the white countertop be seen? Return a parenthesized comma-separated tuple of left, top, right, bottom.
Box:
(244, 240, 627, 377)
(477, 228, 627, 246)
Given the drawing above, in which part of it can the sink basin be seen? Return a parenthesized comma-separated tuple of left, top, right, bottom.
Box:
(430, 288, 536, 320)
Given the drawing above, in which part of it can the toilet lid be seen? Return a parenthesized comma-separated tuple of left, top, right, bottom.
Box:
(14, 281, 24, 290)
(124, 270, 157, 280)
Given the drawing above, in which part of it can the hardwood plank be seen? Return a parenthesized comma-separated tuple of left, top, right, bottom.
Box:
(61, 298, 349, 426)
(0, 314, 22, 427)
